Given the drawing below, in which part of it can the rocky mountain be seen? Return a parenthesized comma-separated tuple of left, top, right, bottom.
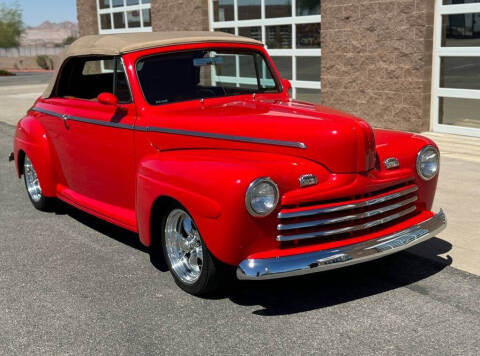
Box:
(21, 21, 79, 46)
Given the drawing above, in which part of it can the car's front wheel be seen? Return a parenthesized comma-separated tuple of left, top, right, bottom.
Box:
(161, 205, 226, 295)
(23, 155, 53, 211)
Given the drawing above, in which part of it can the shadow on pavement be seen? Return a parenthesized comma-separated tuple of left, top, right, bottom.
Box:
(53, 200, 452, 315)
(54, 200, 148, 253)
(226, 239, 452, 315)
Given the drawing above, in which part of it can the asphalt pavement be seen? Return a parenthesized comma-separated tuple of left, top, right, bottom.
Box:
(0, 72, 52, 87)
(0, 121, 479, 354)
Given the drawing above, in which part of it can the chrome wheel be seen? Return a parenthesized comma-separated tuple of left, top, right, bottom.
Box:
(24, 156, 42, 202)
(164, 209, 204, 284)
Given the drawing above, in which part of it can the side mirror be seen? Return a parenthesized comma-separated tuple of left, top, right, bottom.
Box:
(282, 78, 292, 92)
(97, 92, 118, 106)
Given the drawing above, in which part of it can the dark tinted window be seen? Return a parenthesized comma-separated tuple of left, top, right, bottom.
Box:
(238, 0, 261, 20)
(440, 57, 480, 90)
(297, 0, 320, 16)
(238, 26, 262, 41)
(296, 23, 321, 48)
(266, 25, 292, 48)
(439, 97, 480, 129)
(442, 12, 480, 46)
(271, 56, 292, 79)
(265, 0, 291, 18)
(213, 0, 234, 21)
(443, 0, 480, 4)
(215, 28, 234, 34)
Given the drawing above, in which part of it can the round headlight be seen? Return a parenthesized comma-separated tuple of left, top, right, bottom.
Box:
(416, 145, 439, 181)
(245, 177, 279, 217)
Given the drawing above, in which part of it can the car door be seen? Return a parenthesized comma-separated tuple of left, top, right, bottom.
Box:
(39, 56, 137, 229)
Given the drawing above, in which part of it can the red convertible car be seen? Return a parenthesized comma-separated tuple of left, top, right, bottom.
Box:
(12, 32, 446, 295)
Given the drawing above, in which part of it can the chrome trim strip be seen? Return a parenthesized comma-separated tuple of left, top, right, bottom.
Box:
(32, 107, 64, 119)
(277, 185, 419, 219)
(277, 196, 418, 231)
(32, 107, 306, 149)
(237, 209, 447, 280)
(276, 205, 417, 242)
(147, 127, 306, 148)
(33, 107, 137, 130)
(68, 114, 134, 130)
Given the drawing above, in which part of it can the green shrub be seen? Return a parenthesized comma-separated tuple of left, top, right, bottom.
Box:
(0, 69, 15, 76)
(36, 55, 54, 70)
(63, 36, 77, 45)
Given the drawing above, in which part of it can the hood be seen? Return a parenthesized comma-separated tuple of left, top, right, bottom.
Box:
(147, 98, 376, 173)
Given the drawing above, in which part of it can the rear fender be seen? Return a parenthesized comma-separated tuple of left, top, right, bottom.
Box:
(14, 116, 57, 197)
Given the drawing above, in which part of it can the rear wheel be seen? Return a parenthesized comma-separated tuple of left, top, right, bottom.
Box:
(23, 155, 53, 211)
(161, 205, 226, 295)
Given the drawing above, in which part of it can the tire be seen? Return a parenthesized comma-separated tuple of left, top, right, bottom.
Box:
(160, 204, 228, 295)
(23, 155, 54, 211)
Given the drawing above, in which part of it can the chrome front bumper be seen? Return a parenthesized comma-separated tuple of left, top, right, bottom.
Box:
(236, 209, 447, 280)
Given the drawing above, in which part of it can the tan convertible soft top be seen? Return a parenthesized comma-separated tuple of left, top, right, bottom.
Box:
(42, 31, 263, 98)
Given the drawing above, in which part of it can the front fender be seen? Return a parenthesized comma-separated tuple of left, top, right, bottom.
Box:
(14, 116, 57, 197)
(374, 129, 439, 211)
(135, 149, 327, 265)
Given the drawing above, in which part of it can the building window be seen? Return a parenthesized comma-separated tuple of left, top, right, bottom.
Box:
(238, 0, 261, 20)
(432, 0, 480, 136)
(209, 0, 321, 101)
(97, 0, 152, 34)
(297, 0, 320, 16)
(213, 0, 234, 22)
(238, 26, 262, 42)
(265, 0, 292, 18)
(113, 12, 126, 29)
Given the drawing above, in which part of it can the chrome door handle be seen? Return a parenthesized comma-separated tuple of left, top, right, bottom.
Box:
(62, 114, 69, 129)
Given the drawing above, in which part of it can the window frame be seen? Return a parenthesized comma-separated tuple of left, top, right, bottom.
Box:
(51, 55, 133, 104)
(431, 0, 480, 137)
(208, 0, 321, 100)
(134, 47, 283, 106)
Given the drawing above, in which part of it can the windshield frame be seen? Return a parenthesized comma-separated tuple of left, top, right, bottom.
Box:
(134, 47, 282, 106)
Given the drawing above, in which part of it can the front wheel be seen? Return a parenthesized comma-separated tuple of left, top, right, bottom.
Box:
(23, 155, 53, 211)
(161, 206, 227, 295)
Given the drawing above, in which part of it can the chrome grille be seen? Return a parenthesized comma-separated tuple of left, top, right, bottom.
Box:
(277, 184, 419, 242)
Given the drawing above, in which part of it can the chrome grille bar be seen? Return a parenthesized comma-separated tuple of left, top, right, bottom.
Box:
(277, 196, 418, 231)
(276, 205, 417, 242)
(277, 185, 418, 219)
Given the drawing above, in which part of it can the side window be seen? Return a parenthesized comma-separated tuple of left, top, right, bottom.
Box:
(54, 56, 131, 103)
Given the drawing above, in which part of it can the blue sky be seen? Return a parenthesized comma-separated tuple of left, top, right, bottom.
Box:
(4, 0, 77, 26)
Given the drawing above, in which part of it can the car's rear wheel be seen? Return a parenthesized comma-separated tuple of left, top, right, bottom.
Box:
(23, 155, 53, 211)
(161, 205, 226, 295)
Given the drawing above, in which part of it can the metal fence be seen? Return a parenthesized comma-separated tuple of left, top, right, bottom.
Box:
(0, 46, 66, 57)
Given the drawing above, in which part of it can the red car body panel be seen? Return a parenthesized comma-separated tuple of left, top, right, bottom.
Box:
(13, 41, 440, 267)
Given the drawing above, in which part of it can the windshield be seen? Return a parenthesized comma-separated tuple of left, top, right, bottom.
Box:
(136, 49, 280, 105)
